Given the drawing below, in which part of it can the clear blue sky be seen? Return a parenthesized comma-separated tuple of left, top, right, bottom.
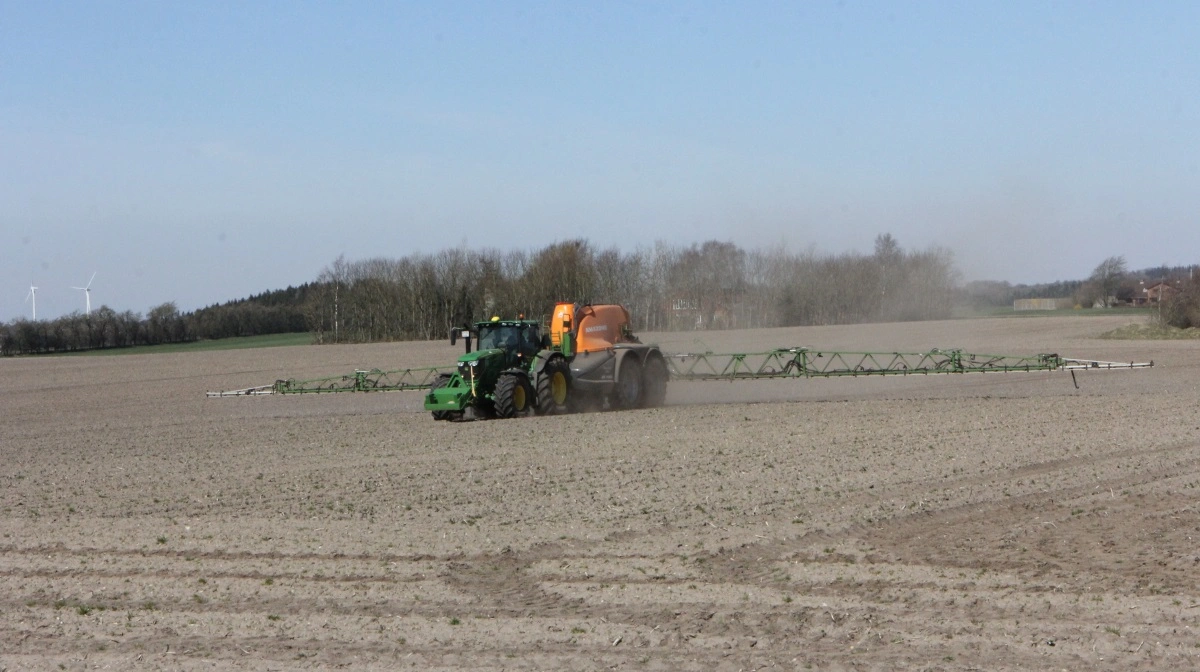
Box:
(4, 1, 1198, 321)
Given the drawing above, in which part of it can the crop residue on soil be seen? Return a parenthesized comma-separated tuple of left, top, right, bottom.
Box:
(2, 315, 1195, 670)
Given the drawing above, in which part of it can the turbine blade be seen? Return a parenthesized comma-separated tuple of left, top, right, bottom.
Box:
(87, 271, 96, 288)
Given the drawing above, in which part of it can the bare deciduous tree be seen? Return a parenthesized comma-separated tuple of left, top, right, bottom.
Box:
(1089, 256, 1127, 307)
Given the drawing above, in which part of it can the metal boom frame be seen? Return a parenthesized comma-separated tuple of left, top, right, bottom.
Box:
(206, 348, 1151, 397)
(664, 348, 1152, 382)
(206, 366, 451, 397)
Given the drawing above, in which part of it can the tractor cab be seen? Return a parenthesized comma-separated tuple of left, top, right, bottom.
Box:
(461, 318, 544, 368)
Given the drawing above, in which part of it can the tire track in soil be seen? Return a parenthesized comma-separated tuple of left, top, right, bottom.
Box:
(8, 430, 1179, 664)
(5, 501, 1188, 666)
(558, 435, 1200, 662)
(690, 436, 1200, 587)
(5, 318, 1188, 670)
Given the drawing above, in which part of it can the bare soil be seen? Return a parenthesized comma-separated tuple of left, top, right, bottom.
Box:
(3, 315, 1198, 671)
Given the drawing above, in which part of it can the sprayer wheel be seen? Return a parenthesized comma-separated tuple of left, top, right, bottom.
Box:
(615, 357, 643, 409)
(640, 356, 669, 408)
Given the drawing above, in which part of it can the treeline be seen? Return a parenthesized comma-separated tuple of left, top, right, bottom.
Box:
(2, 237, 961, 354)
(187, 285, 311, 339)
(306, 235, 959, 343)
(2, 303, 190, 355)
(963, 261, 1199, 312)
(0, 286, 312, 356)
(962, 279, 1087, 308)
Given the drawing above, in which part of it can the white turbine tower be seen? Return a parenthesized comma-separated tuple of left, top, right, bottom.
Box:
(25, 284, 38, 320)
(73, 272, 97, 316)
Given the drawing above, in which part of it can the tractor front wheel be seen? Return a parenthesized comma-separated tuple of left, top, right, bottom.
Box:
(494, 373, 534, 419)
(536, 357, 571, 415)
(430, 373, 453, 421)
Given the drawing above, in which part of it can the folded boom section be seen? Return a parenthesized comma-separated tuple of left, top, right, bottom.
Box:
(666, 348, 1151, 381)
(207, 349, 1151, 397)
(206, 366, 451, 397)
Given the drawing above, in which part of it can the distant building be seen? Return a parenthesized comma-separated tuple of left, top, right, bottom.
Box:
(1013, 298, 1070, 311)
(1141, 281, 1180, 304)
(669, 298, 703, 330)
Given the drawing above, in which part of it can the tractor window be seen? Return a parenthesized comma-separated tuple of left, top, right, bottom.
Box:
(477, 324, 541, 361)
(478, 325, 518, 351)
(518, 326, 538, 354)
(477, 326, 498, 351)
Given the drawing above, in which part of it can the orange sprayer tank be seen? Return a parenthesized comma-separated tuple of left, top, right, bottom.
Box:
(550, 302, 576, 350)
(551, 303, 635, 354)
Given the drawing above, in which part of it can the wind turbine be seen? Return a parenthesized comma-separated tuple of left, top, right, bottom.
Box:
(72, 272, 96, 316)
(25, 284, 37, 320)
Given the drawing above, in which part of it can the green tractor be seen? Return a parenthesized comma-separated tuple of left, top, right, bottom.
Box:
(424, 316, 570, 421)
(424, 303, 668, 421)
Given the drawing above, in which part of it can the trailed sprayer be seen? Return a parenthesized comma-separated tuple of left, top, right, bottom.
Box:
(424, 303, 669, 420)
(207, 301, 1154, 420)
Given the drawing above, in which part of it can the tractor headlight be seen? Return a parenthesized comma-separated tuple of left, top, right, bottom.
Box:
(458, 362, 470, 377)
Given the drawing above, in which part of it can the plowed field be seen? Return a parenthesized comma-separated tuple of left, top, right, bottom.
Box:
(3, 315, 1197, 670)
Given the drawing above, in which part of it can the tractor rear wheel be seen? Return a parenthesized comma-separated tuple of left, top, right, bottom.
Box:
(430, 373, 453, 421)
(494, 373, 534, 419)
(614, 357, 642, 409)
(536, 357, 571, 415)
(640, 356, 668, 408)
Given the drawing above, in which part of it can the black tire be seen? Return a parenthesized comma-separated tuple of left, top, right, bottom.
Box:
(536, 356, 571, 415)
(614, 357, 642, 409)
(640, 356, 669, 408)
(494, 373, 534, 419)
(430, 373, 453, 421)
